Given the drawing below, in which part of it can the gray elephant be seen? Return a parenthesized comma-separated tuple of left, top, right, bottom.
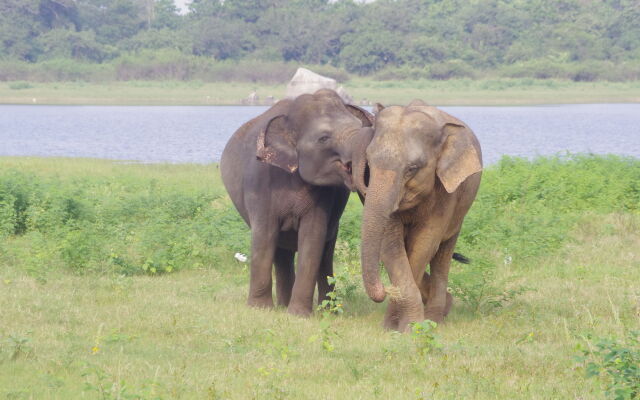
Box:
(220, 89, 373, 316)
(352, 100, 482, 332)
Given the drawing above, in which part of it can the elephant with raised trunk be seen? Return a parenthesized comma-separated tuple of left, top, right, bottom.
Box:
(352, 100, 482, 332)
(220, 89, 373, 317)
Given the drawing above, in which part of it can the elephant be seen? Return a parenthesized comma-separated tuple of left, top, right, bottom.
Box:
(352, 100, 482, 332)
(220, 89, 374, 317)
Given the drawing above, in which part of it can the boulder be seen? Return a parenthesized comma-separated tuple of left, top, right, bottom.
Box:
(240, 91, 260, 105)
(285, 68, 352, 104)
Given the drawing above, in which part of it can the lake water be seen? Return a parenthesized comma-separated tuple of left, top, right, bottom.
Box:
(1, 104, 639, 165)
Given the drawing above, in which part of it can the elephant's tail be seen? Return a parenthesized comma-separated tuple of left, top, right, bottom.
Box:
(452, 253, 470, 264)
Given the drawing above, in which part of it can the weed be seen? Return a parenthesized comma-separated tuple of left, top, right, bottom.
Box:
(317, 276, 344, 317)
(449, 258, 532, 314)
(260, 329, 294, 361)
(410, 320, 442, 356)
(577, 330, 640, 399)
(6, 333, 34, 361)
(254, 363, 289, 400)
(81, 363, 140, 400)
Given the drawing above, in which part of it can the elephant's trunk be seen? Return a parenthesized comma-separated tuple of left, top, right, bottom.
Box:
(351, 127, 373, 196)
(360, 167, 399, 303)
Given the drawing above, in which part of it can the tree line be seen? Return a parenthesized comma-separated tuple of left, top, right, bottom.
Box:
(1, 0, 639, 82)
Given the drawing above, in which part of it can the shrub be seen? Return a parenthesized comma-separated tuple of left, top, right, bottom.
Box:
(578, 330, 640, 400)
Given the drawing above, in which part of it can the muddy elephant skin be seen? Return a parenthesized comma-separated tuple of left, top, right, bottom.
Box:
(220, 89, 373, 317)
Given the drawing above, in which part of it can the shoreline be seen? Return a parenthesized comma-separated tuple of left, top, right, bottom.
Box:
(2, 79, 640, 106)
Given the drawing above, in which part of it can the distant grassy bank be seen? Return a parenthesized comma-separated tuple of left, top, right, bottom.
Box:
(2, 79, 640, 106)
(1, 155, 639, 398)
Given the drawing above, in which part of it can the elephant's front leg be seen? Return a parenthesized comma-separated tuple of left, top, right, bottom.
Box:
(288, 208, 329, 316)
(381, 219, 424, 332)
(405, 224, 453, 320)
(247, 223, 279, 309)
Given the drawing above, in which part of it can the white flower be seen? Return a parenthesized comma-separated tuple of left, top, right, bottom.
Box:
(234, 253, 248, 263)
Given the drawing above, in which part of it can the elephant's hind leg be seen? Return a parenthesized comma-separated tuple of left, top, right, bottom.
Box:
(275, 247, 295, 307)
(419, 274, 453, 317)
(424, 234, 459, 323)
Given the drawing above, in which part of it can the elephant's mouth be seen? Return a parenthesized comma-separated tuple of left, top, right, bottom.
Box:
(336, 160, 355, 191)
(364, 162, 370, 188)
(352, 157, 371, 197)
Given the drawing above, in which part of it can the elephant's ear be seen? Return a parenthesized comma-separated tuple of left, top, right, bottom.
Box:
(346, 104, 374, 127)
(436, 122, 482, 193)
(256, 115, 298, 173)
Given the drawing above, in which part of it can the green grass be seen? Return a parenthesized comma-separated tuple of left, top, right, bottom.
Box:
(1, 78, 640, 106)
(1, 155, 639, 399)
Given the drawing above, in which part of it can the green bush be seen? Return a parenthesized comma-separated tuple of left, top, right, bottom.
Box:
(1, 155, 638, 278)
(578, 330, 640, 399)
(0, 162, 248, 275)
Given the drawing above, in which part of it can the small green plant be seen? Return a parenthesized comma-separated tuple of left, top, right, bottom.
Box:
(260, 329, 294, 361)
(317, 276, 344, 317)
(81, 363, 137, 400)
(308, 319, 339, 353)
(254, 363, 289, 400)
(577, 330, 640, 400)
(410, 320, 442, 355)
(319, 320, 339, 353)
(6, 333, 34, 361)
(449, 257, 532, 314)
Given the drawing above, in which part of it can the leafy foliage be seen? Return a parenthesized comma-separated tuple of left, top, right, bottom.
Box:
(1, 0, 639, 81)
(578, 330, 640, 400)
(1, 154, 638, 281)
(0, 161, 249, 276)
(410, 320, 442, 355)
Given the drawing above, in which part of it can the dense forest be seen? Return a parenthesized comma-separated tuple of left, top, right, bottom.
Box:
(1, 0, 640, 82)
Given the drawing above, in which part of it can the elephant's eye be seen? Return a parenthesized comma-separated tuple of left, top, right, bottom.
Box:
(406, 165, 419, 176)
(318, 135, 330, 144)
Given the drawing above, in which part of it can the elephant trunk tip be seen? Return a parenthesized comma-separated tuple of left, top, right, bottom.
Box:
(365, 282, 387, 303)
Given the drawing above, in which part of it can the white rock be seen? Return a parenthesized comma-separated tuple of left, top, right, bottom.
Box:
(285, 68, 352, 104)
(234, 253, 248, 263)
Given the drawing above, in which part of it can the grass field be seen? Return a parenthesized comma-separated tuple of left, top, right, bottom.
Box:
(2, 79, 640, 106)
(1, 156, 639, 399)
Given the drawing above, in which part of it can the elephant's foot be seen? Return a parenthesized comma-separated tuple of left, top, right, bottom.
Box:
(275, 291, 291, 308)
(287, 302, 313, 318)
(385, 300, 424, 332)
(383, 310, 399, 331)
(424, 292, 453, 320)
(444, 292, 453, 316)
(423, 308, 445, 324)
(247, 295, 274, 309)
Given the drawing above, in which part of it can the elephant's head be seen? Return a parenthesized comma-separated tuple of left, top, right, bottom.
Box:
(256, 89, 373, 190)
(355, 101, 483, 302)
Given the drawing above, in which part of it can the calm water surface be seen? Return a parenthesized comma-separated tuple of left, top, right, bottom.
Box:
(1, 104, 639, 164)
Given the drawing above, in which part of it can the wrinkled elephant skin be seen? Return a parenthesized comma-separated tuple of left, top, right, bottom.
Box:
(220, 89, 373, 317)
(358, 100, 482, 332)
